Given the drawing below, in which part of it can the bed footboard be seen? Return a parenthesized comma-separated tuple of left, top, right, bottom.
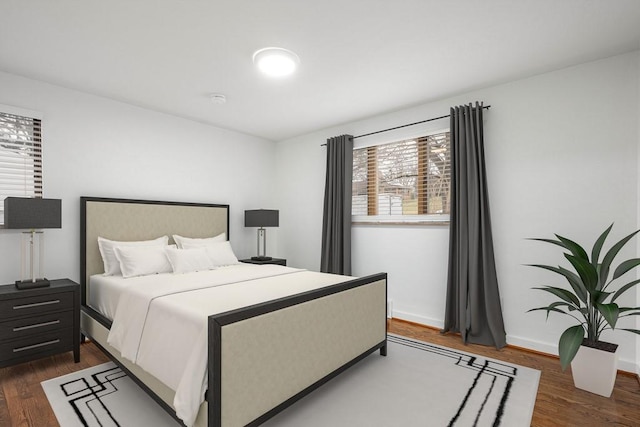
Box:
(208, 273, 387, 427)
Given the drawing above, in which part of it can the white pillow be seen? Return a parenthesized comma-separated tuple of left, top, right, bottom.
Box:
(173, 232, 226, 249)
(165, 247, 216, 274)
(113, 245, 174, 278)
(182, 240, 239, 266)
(98, 236, 169, 276)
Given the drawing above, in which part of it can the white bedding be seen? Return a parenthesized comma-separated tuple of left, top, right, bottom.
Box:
(95, 264, 352, 427)
(88, 274, 129, 320)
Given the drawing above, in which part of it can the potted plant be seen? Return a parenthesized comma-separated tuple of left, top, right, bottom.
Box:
(527, 224, 640, 397)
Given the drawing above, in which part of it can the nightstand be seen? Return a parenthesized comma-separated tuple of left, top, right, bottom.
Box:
(0, 279, 80, 368)
(240, 258, 287, 266)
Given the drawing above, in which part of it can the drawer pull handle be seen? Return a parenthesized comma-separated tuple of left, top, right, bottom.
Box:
(13, 339, 60, 353)
(13, 300, 60, 310)
(13, 320, 61, 332)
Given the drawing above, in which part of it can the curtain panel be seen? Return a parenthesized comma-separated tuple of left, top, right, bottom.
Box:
(320, 134, 353, 275)
(443, 102, 506, 349)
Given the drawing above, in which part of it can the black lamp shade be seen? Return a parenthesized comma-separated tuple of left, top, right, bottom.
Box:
(245, 209, 279, 227)
(4, 197, 62, 229)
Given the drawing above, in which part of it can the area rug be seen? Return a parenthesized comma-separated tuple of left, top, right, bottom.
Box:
(41, 362, 180, 427)
(265, 335, 540, 426)
(42, 335, 540, 426)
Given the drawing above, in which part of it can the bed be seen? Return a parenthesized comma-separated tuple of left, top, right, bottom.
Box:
(79, 196, 387, 427)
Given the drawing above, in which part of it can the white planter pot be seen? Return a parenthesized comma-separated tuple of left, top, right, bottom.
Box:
(570, 343, 618, 397)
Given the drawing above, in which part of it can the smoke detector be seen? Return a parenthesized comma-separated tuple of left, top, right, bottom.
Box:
(209, 93, 226, 104)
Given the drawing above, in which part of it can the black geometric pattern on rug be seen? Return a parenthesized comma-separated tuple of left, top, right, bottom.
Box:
(388, 335, 516, 427)
(59, 365, 127, 427)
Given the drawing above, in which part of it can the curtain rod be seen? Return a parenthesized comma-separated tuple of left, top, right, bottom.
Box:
(354, 105, 491, 139)
(320, 105, 491, 145)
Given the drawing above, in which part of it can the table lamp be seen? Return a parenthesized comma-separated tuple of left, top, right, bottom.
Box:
(244, 209, 279, 261)
(4, 197, 62, 289)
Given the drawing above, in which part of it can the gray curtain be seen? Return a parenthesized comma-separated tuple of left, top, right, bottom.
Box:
(320, 134, 353, 275)
(443, 102, 506, 349)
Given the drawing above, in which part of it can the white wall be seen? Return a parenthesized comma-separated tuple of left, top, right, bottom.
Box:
(0, 71, 277, 285)
(275, 51, 640, 372)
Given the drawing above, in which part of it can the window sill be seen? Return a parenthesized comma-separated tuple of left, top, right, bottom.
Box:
(352, 220, 449, 227)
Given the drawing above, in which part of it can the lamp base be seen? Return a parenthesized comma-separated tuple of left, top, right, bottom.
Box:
(15, 278, 50, 290)
(251, 256, 273, 261)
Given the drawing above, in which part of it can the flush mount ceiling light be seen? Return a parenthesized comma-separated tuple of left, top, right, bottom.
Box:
(252, 47, 300, 78)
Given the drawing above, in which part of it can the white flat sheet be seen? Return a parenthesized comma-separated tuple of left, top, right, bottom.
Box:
(89, 268, 265, 321)
(88, 274, 130, 320)
(99, 264, 352, 427)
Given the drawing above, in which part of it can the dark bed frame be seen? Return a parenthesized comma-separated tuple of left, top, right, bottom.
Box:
(79, 196, 388, 427)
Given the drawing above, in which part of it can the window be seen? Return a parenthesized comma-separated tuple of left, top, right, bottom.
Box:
(352, 131, 450, 223)
(0, 109, 43, 226)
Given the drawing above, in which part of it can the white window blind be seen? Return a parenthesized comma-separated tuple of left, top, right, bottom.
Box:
(0, 111, 43, 225)
(352, 131, 451, 222)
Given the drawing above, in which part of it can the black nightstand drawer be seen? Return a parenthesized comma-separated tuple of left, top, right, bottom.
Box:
(0, 291, 74, 320)
(0, 310, 74, 341)
(0, 329, 73, 364)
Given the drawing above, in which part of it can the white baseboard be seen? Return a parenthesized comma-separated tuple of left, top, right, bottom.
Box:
(392, 312, 640, 375)
(392, 310, 443, 330)
(507, 334, 557, 355)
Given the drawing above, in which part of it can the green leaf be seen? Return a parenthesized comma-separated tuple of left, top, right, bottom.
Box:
(618, 307, 640, 318)
(596, 302, 619, 329)
(619, 312, 640, 318)
(527, 264, 588, 302)
(565, 254, 599, 292)
(556, 234, 589, 261)
(592, 290, 612, 304)
(558, 266, 588, 303)
(527, 305, 568, 320)
(591, 224, 613, 266)
(530, 301, 582, 319)
(527, 264, 566, 276)
(612, 258, 640, 280)
(559, 325, 585, 371)
(599, 229, 640, 286)
(532, 286, 581, 307)
(611, 279, 640, 303)
(528, 237, 566, 249)
(620, 328, 640, 335)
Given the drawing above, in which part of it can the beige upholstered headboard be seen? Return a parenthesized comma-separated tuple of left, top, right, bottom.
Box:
(80, 197, 229, 305)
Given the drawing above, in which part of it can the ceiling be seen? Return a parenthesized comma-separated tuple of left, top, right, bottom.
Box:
(1, 1, 640, 141)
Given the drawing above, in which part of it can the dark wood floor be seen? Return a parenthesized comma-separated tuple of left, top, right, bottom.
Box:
(0, 319, 638, 426)
(0, 341, 110, 427)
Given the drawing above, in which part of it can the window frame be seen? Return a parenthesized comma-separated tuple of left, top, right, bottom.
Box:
(352, 127, 451, 225)
(0, 104, 44, 228)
